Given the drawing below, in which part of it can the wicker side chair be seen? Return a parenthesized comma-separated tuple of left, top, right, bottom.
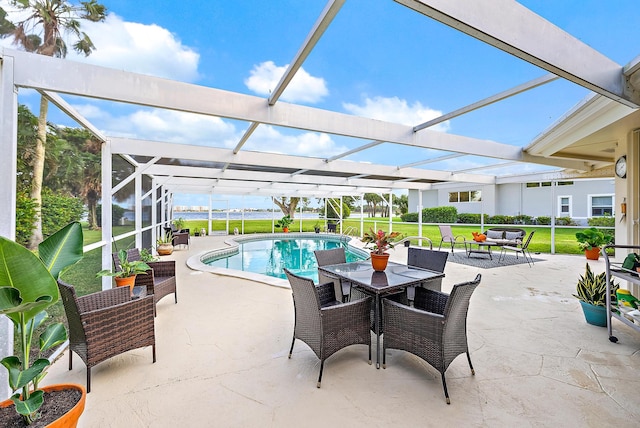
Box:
(284, 269, 372, 388)
(112, 248, 178, 315)
(314, 247, 351, 302)
(57, 280, 156, 393)
(382, 273, 482, 404)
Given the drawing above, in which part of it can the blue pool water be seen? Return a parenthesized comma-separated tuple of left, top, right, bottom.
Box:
(203, 236, 367, 282)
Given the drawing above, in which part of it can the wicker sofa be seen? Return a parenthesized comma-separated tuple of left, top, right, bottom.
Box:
(483, 227, 526, 246)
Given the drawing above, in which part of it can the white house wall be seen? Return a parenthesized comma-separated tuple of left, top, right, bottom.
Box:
(409, 178, 614, 224)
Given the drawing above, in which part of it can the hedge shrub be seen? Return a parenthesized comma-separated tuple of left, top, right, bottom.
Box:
(41, 189, 84, 237)
(15, 191, 37, 246)
(588, 216, 615, 227)
(422, 206, 457, 223)
(400, 212, 419, 222)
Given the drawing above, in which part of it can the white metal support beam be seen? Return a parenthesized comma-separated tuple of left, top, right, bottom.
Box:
(40, 90, 107, 142)
(100, 140, 113, 291)
(326, 140, 385, 162)
(111, 156, 161, 195)
(6, 49, 591, 170)
(268, 0, 345, 105)
(414, 73, 559, 132)
(394, 0, 640, 107)
(0, 54, 17, 401)
(135, 168, 142, 249)
(233, 121, 259, 154)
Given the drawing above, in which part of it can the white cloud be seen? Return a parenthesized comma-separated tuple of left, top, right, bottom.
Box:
(242, 125, 346, 157)
(244, 61, 328, 103)
(342, 96, 450, 132)
(71, 103, 346, 157)
(69, 13, 200, 82)
(0, 7, 200, 82)
(76, 105, 237, 145)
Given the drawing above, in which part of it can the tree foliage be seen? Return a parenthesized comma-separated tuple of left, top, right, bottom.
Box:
(1, 0, 106, 248)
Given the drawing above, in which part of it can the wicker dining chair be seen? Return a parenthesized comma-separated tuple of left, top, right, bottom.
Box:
(382, 273, 482, 404)
(57, 280, 156, 393)
(405, 247, 449, 303)
(314, 247, 352, 302)
(284, 269, 372, 388)
(112, 248, 177, 315)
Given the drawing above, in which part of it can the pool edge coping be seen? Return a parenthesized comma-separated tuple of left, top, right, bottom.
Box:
(186, 232, 368, 288)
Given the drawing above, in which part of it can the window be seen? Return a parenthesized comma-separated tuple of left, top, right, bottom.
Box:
(448, 190, 482, 203)
(590, 195, 613, 217)
(558, 196, 571, 217)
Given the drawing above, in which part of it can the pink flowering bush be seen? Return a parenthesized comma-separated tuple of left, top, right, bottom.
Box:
(361, 228, 401, 255)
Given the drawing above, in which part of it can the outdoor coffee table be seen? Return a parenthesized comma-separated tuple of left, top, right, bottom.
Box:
(464, 240, 500, 259)
(318, 260, 444, 368)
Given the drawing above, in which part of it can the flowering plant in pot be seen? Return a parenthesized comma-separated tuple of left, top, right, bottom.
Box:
(0, 222, 85, 426)
(361, 228, 401, 271)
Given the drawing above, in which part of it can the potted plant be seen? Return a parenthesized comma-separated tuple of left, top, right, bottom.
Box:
(313, 221, 322, 233)
(275, 215, 294, 233)
(361, 227, 402, 271)
(0, 222, 86, 426)
(573, 263, 618, 326)
(575, 227, 613, 260)
(139, 247, 158, 262)
(173, 217, 187, 233)
(155, 231, 174, 255)
(96, 249, 151, 294)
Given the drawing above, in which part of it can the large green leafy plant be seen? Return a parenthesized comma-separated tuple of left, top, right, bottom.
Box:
(96, 249, 150, 279)
(0, 222, 83, 425)
(575, 227, 613, 251)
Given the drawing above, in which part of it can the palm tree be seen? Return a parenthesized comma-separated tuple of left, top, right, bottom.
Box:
(0, 0, 106, 248)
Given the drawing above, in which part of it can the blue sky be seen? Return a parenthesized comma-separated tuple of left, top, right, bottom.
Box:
(2, 0, 640, 210)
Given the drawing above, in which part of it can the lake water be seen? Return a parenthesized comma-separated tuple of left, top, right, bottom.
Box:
(175, 212, 322, 220)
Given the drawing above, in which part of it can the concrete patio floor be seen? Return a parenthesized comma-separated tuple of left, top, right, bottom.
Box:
(44, 234, 640, 427)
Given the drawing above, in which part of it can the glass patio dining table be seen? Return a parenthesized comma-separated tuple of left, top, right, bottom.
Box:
(317, 260, 444, 368)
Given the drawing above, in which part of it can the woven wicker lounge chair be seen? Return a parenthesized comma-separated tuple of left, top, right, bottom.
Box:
(314, 247, 352, 302)
(57, 280, 156, 393)
(284, 269, 372, 388)
(382, 273, 482, 404)
(112, 248, 177, 315)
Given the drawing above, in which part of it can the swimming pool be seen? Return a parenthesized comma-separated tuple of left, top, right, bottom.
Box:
(198, 233, 368, 283)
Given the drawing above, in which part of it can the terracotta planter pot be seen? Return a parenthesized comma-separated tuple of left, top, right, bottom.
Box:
(283, 227, 289, 233)
(114, 275, 136, 295)
(584, 247, 601, 260)
(370, 252, 390, 272)
(157, 243, 173, 255)
(0, 383, 86, 427)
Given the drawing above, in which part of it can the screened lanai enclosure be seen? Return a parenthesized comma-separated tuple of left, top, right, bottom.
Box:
(2, 0, 640, 399)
